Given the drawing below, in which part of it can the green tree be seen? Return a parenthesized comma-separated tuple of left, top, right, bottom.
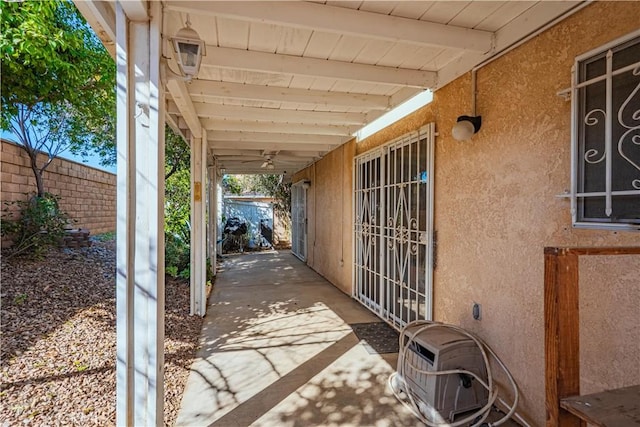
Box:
(0, 0, 115, 197)
(164, 167, 191, 277)
(165, 126, 189, 180)
(222, 175, 243, 195)
(249, 174, 291, 221)
(165, 168, 190, 241)
(164, 128, 191, 277)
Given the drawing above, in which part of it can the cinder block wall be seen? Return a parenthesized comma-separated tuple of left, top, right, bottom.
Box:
(1, 140, 116, 236)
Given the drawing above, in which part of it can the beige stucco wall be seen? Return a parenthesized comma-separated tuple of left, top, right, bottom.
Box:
(293, 140, 355, 294)
(295, 2, 639, 424)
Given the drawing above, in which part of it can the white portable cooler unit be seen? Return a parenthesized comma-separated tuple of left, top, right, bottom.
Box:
(398, 324, 489, 422)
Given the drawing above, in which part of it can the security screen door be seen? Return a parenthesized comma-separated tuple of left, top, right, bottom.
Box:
(354, 124, 435, 328)
(291, 182, 307, 261)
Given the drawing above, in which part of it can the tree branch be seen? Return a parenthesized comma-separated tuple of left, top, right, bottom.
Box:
(165, 163, 180, 180)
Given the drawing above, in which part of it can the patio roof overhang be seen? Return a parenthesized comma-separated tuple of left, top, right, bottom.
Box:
(77, 0, 584, 177)
(73, 1, 589, 425)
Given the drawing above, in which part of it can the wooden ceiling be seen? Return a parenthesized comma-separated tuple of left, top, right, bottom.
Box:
(76, 0, 583, 176)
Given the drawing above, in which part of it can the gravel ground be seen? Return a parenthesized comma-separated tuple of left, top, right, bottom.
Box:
(0, 240, 204, 426)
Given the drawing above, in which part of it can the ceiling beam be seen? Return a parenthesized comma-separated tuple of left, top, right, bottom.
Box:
(211, 153, 318, 161)
(435, 2, 584, 91)
(210, 149, 323, 158)
(74, 1, 116, 55)
(215, 157, 318, 167)
(119, 0, 148, 21)
(167, 101, 367, 125)
(167, 79, 202, 138)
(165, 113, 187, 141)
(200, 46, 436, 88)
(185, 80, 390, 111)
(208, 140, 334, 152)
(218, 167, 295, 175)
(208, 131, 347, 145)
(165, 1, 493, 52)
(218, 163, 310, 173)
(197, 118, 358, 136)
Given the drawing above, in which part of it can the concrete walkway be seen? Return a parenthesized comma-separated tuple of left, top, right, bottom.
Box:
(175, 251, 420, 427)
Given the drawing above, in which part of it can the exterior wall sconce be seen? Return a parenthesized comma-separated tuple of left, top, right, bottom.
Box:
(301, 180, 311, 190)
(452, 115, 482, 141)
(171, 16, 205, 79)
(452, 70, 482, 141)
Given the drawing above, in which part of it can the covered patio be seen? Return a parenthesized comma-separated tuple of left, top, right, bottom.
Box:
(74, 1, 640, 425)
(175, 251, 416, 426)
(175, 251, 519, 426)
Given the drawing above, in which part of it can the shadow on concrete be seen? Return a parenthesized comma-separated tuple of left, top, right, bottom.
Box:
(176, 251, 422, 427)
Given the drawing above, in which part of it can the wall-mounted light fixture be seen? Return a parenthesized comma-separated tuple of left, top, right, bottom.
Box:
(452, 115, 482, 141)
(452, 70, 482, 141)
(171, 15, 205, 79)
(301, 180, 311, 190)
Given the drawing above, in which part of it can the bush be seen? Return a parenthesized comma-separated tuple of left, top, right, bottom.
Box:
(1, 193, 70, 258)
(93, 231, 115, 242)
(165, 231, 190, 279)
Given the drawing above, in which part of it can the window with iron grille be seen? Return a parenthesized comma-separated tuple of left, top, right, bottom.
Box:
(571, 31, 640, 230)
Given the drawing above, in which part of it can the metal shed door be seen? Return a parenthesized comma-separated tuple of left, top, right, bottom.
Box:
(354, 124, 435, 327)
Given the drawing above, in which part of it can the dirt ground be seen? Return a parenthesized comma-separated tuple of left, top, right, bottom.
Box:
(0, 240, 203, 426)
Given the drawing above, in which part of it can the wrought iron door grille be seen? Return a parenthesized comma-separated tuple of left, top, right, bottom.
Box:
(354, 124, 435, 329)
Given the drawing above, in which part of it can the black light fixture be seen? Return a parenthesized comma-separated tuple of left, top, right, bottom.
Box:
(171, 15, 205, 79)
(452, 115, 482, 141)
(452, 70, 482, 141)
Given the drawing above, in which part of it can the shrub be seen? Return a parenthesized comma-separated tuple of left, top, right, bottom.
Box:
(1, 193, 70, 258)
(93, 231, 115, 242)
(165, 231, 190, 279)
(165, 163, 191, 279)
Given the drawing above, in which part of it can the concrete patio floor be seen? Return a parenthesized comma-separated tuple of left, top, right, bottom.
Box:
(175, 250, 422, 427)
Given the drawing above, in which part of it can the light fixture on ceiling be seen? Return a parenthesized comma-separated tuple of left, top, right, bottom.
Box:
(171, 15, 205, 79)
(261, 157, 275, 170)
(452, 70, 482, 141)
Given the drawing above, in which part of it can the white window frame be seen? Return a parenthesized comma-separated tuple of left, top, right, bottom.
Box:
(570, 29, 640, 231)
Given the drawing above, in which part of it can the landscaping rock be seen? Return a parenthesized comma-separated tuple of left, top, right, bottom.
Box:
(0, 241, 202, 426)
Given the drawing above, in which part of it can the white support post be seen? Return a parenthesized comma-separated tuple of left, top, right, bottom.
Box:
(190, 130, 207, 316)
(208, 158, 217, 277)
(115, 1, 165, 426)
(217, 171, 223, 256)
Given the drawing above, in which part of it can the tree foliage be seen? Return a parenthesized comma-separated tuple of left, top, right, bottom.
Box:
(222, 175, 243, 195)
(165, 127, 189, 180)
(165, 168, 191, 242)
(0, 0, 115, 196)
(164, 130, 191, 278)
(165, 167, 191, 278)
(248, 175, 292, 221)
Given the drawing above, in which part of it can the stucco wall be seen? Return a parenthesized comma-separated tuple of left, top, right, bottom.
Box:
(294, 140, 354, 294)
(294, 2, 640, 424)
(1, 140, 116, 236)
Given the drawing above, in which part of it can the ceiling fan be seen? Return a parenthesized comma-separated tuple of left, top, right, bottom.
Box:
(261, 156, 275, 170)
(236, 152, 304, 170)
